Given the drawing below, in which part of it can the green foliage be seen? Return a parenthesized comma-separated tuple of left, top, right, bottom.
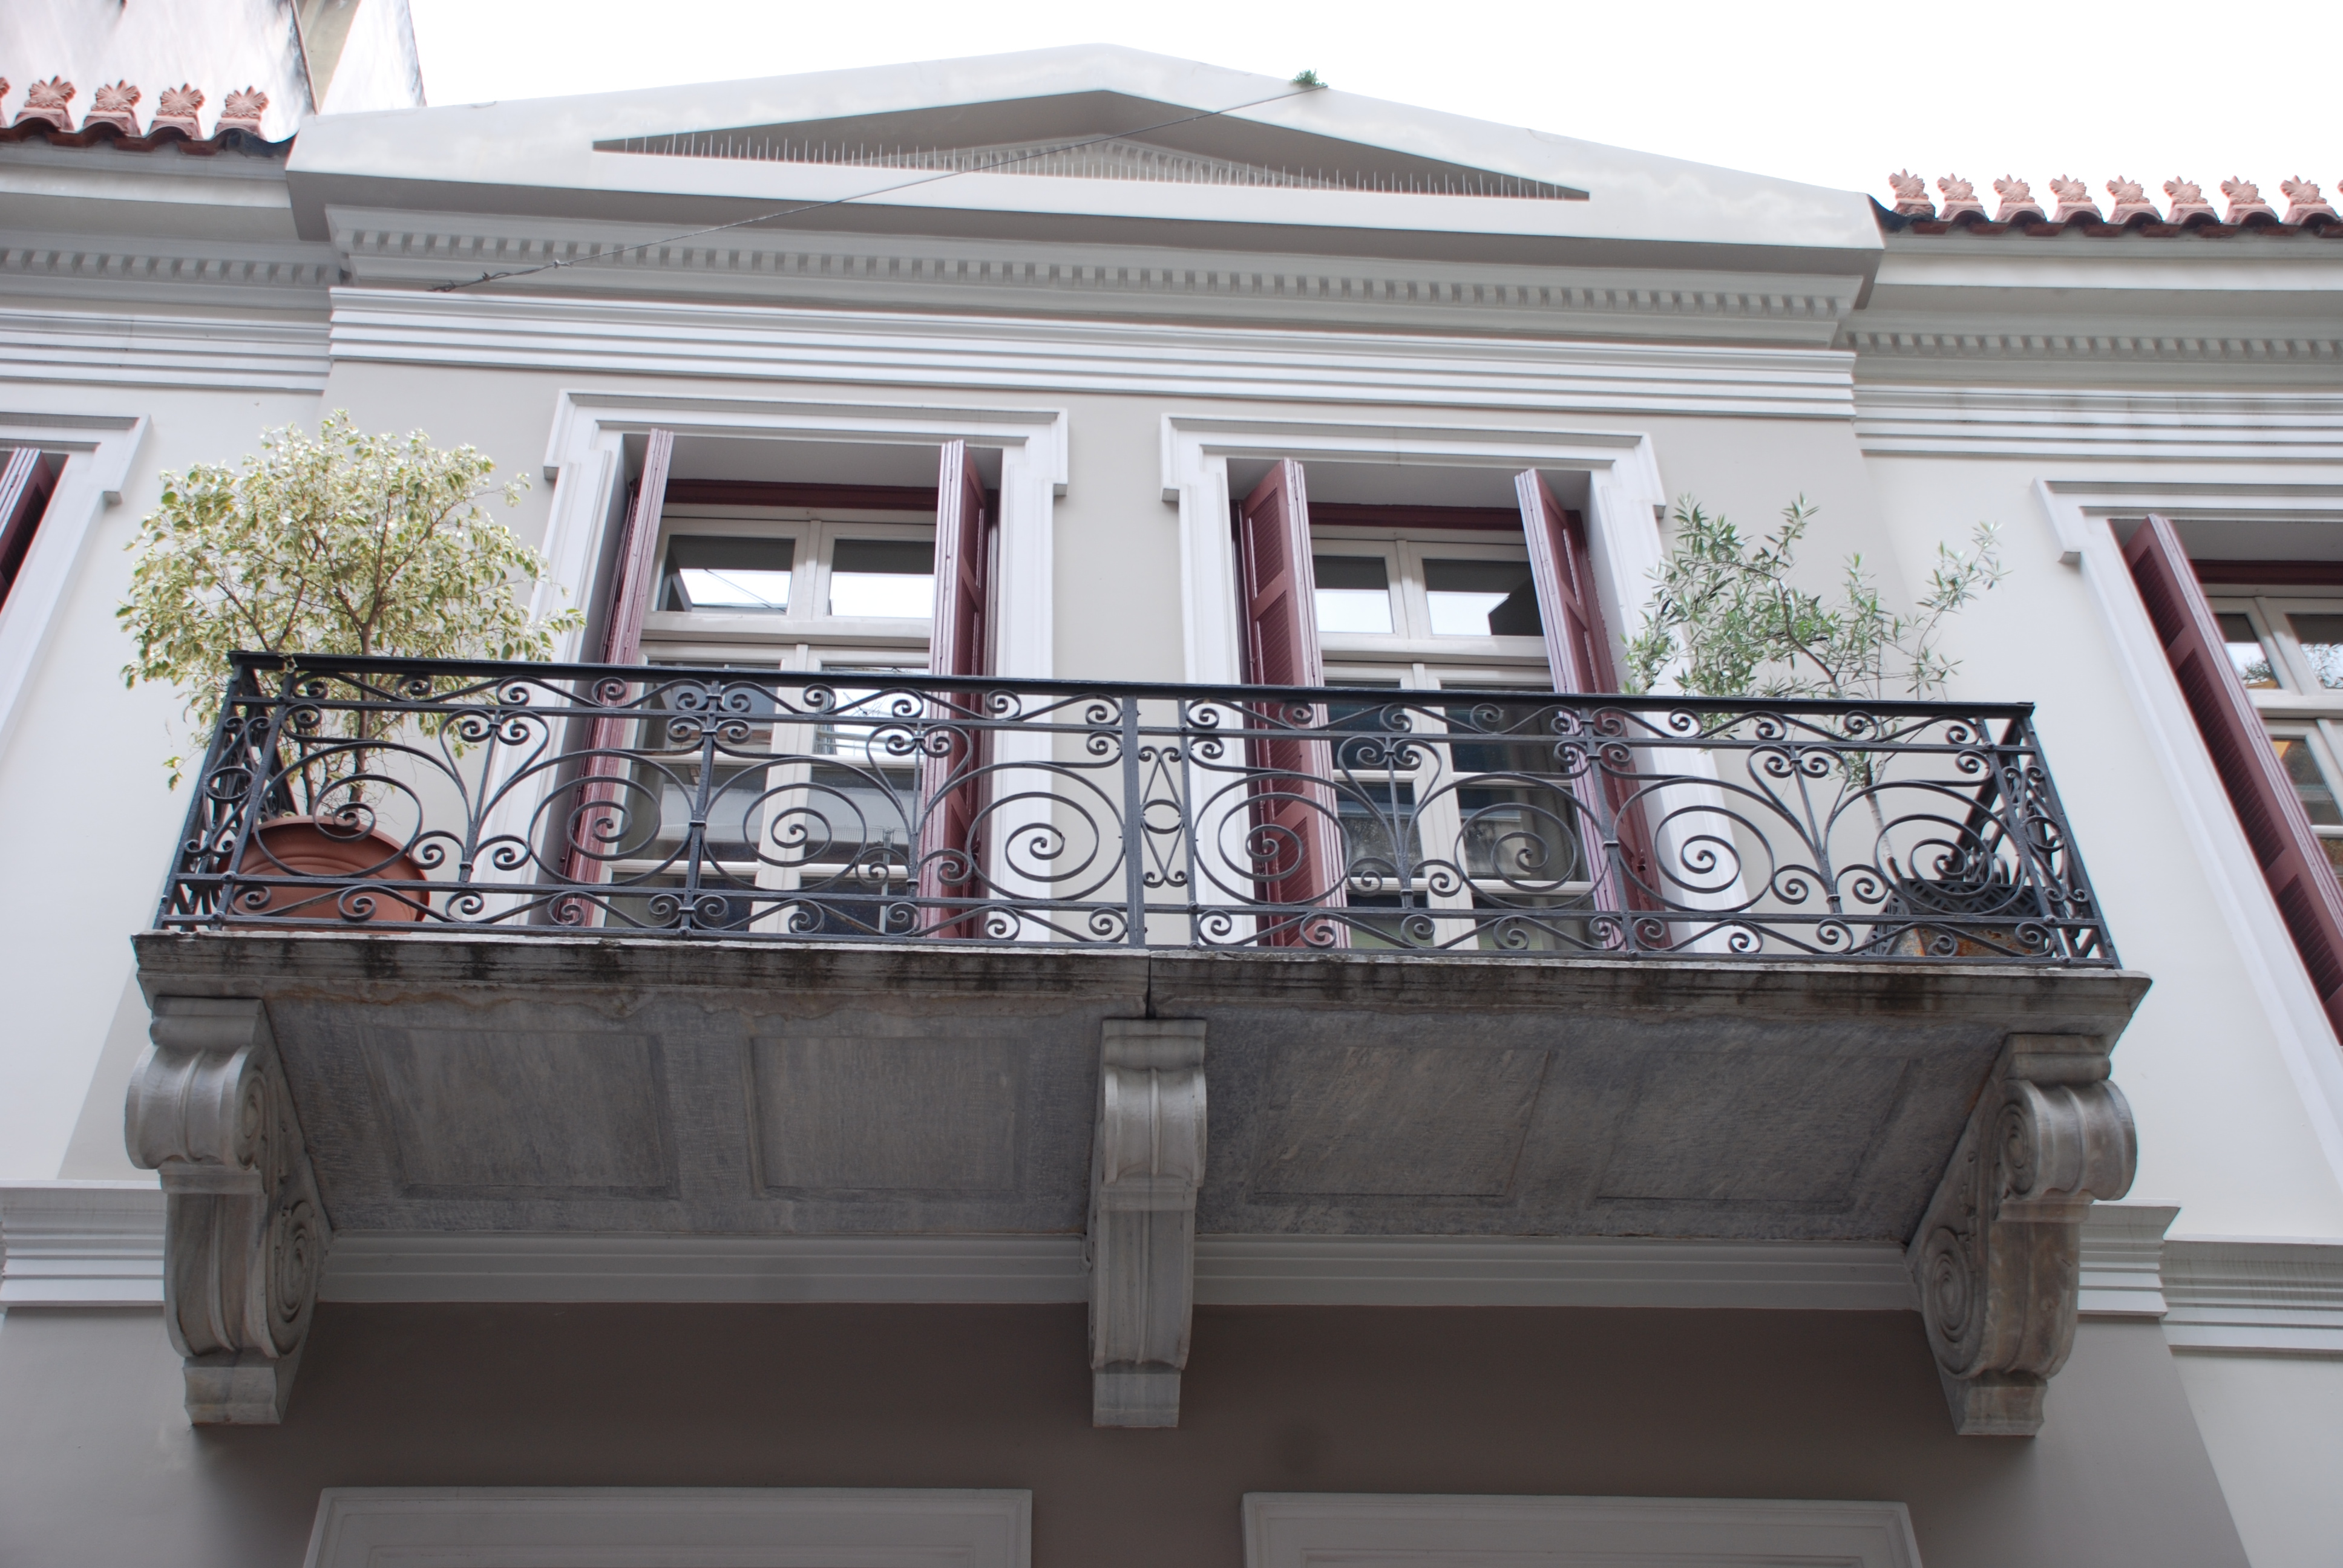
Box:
(119, 411, 581, 782)
(1290, 69, 1326, 88)
(1623, 495, 2004, 704)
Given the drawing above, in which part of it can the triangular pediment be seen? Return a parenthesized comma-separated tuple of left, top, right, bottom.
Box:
(594, 90, 1587, 201)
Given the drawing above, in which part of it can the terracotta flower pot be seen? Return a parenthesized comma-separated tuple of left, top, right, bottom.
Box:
(232, 815, 428, 923)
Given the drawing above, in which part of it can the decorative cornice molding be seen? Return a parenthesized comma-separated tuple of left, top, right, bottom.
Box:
(1244, 1495, 1923, 1568)
(2163, 1236, 2343, 1356)
(326, 206, 1863, 347)
(332, 289, 1856, 422)
(1853, 385, 2343, 462)
(0, 305, 330, 392)
(0, 230, 336, 306)
(1845, 325, 2343, 371)
(0, 1180, 164, 1307)
(2077, 1201, 2178, 1316)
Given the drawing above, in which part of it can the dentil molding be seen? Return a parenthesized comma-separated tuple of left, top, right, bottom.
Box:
(123, 996, 331, 1423)
(1908, 1033, 2137, 1435)
(326, 207, 1863, 347)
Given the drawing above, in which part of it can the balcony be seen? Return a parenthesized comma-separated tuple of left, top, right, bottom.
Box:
(128, 656, 2145, 1433)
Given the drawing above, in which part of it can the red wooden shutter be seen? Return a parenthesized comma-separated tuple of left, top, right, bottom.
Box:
(1515, 471, 1657, 923)
(917, 441, 993, 932)
(2125, 512, 2343, 1031)
(1236, 461, 1345, 944)
(565, 429, 675, 894)
(1516, 471, 1617, 694)
(0, 447, 60, 611)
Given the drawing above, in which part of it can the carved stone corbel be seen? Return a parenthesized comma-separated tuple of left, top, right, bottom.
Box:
(1909, 1034, 2135, 1436)
(125, 996, 330, 1424)
(1087, 1018, 1206, 1428)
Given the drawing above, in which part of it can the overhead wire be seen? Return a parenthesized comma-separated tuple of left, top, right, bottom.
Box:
(428, 81, 1327, 293)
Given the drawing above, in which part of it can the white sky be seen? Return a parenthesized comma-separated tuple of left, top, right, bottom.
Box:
(406, 0, 2341, 207)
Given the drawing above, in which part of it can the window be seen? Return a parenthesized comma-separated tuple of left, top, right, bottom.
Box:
(1308, 532, 1550, 662)
(646, 511, 937, 641)
(2207, 590, 2343, 871)
(0, 447, 61, 612)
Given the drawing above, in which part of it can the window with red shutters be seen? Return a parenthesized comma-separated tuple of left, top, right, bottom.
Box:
(0, 447, 61, 612)
(1515, 470, 1654, 912)
(564, 428, 675, 891)
(1235, 460, 1345, 944)
(917, 440, 994, 933)
(2125, 512, 2343, 1034)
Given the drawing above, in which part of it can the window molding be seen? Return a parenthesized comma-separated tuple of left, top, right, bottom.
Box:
(1158, 416, 1665, 686)
(2040, 479, 2343, 1197)
(303, 1488, 1031, 1568)
(1242, 1494, 1921, 1568)
(537, 391, 1066, 680)
(0, 412, 148, 765)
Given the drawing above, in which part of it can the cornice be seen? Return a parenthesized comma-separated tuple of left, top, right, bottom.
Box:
(0, 1181, 163, 1307)
(325, 206, 1861, 348)
(1842, 320, 2343, 384)
(0, 228, 338, 309)
(329, 289, 1856, 420)
(0, 304, 330, 393)
(1853, 385, 2343, 463)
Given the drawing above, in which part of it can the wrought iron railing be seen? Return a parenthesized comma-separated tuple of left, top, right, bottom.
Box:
(154, 654, 2117, 963)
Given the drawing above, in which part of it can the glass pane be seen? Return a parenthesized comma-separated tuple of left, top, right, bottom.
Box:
(1425, 558, 1543, 637)
(2217, 613, 2278, 688)
(829, 539, 935, 618)
(663, 535, 793, 612)
(1313, 555, 1394, 634)
(2290, 614, 2343, 690)
(2273, 736, 2343, 826)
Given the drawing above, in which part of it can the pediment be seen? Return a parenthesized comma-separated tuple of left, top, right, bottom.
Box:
(594, 90, 1586, 202)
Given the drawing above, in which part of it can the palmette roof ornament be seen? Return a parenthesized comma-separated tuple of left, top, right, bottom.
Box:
(2163, 177, 2218, 221)
(1992, 175, 2045, 223)
(2279, 178, 2338, 225)
(151, 85, 205, 134)
(2047, 175, 2100, 223)
(2221, 177, 2278, 223)
(85, 80, 142, 135)
(1936, 174, 1985, 218)
(1887, 169, 1935, 217)
(216, 86, 268, 132)
(13, 76, 75, 131)
(2105, 176, 2160, 223)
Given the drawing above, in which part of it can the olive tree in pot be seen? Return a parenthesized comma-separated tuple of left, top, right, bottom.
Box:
(1621, 497, 2010, 953)
(121, 411, 578, 921)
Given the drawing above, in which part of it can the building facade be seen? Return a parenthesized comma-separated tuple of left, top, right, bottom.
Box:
(1, 44, 2340, 1568)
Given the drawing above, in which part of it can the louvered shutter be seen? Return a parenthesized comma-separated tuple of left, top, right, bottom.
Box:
(917, 442, 993, 933)
(2125, 512, 2343, 1031)
(0, 447, 59, 610)
(564, 429, 674, 893)
(1515, 471, 1656, 915)
(1235, 460, 1345, 944)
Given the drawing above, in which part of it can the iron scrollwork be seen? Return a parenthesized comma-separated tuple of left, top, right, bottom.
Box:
(154, 653, 2117, 965)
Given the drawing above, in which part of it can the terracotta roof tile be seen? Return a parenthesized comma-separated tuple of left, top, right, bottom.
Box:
(1878, 171, 2343, 238)
(0, 74, 290, 155)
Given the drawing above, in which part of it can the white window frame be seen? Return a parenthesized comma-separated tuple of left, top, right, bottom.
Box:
(1242, 1494, 1921, 1568)
(538, 391, 1066, 680)
(303, 1487, 1029, 1568)
(0, 412, 148, 764)
(1158, 415, 1666, 687)
(2039, 479, 2343, 1192)
(1310, 523, 1552, 668)
(644, 506, 939, 648)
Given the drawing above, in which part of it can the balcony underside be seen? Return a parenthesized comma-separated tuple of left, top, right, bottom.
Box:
(131, 930, 2146, 1247)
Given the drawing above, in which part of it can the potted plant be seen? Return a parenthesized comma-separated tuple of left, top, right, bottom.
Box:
(1621, 496, 2008, 954)
(120, 411, 578, 922)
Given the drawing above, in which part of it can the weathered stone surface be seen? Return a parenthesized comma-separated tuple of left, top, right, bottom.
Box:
(1089, 1018, 1206, 1427)
(129, 932, 2147, 1250)
(124, 995, 330, 1424)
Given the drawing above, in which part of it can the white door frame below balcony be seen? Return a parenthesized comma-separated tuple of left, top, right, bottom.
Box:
(535, 390, 1069, 679)
(0, 412, 148, 766)
(1156, 414, 1667, 687)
